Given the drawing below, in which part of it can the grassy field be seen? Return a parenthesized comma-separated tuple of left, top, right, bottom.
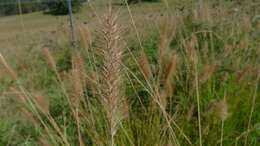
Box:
(0, 0, 167, 57)
(0, 0, 260, 146)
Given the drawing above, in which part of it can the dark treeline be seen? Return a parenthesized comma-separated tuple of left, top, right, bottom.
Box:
(0, 0, 87, 16)
(0, 0, 44, 16)
(127, 0, 159, 3)
(0, 0, 162, 16)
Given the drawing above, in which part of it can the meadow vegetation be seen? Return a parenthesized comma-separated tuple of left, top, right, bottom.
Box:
(0, 0, 260, 146)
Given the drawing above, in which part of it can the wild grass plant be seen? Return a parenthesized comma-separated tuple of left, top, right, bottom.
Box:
(0, 0, 260, 146)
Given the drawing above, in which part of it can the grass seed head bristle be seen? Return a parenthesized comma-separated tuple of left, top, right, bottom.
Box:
(139, 49, 152, 81)
(0, 53, 18, 80)
(43, 47, 57, 72)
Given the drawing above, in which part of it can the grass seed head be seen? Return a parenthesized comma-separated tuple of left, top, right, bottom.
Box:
(43, 47, 57, 72)
(139, 49, 153, 81)
(0, 53, 18, 80)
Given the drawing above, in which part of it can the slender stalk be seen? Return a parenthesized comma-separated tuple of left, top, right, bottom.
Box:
(123, 0, 143, 49)
(17, 0, 25, 33)
(220, 92, 227, 146)
(194, 58, 202, 146)
(67, 0, 76, 45)
(220, 120, 224, 146)
(244, 68, 260, 145)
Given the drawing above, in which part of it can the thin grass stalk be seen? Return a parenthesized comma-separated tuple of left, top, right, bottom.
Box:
(220, 92, 227, 146)
(17, 0, 25, 33)
(194, 56, 202, 146)
(123, 64, 192, 145)
(244, 67, 260, 145)
(123, 0, 143, 49)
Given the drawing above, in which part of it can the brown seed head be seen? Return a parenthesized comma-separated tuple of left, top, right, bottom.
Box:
(139, 49, 152, 81)
(0, 53, 17, 80)
(43, 47, 56, 72)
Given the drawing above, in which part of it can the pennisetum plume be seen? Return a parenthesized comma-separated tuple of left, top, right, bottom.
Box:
(0, 53, 18, 81)
(139, 49, 153, 81)
(100, 3, 125, 146)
